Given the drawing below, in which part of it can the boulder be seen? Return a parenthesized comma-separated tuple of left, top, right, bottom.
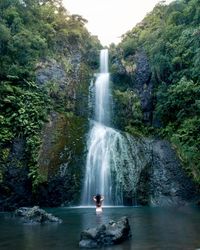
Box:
(79, 217, 131, 248)
(15, 206, 62, 224)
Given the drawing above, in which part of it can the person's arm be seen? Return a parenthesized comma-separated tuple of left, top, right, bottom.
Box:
(93, 196, 96, 202)
(101, 196, 104, 201)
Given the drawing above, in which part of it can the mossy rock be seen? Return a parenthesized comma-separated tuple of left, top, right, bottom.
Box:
(38, 112, 88, 179)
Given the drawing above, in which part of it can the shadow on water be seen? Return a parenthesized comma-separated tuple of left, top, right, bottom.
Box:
(0, 206, 200, 250)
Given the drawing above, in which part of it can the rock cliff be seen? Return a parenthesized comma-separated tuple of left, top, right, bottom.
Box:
(120, 136, 198, 206)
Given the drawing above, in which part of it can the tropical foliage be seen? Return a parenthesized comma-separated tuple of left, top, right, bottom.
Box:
(0, 0, 101, 188)
(111, 0, 200, 182)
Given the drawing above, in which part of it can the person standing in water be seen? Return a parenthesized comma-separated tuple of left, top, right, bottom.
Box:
(93, 194, 104, 213)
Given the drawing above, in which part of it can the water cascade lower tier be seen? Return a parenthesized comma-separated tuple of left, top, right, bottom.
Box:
(82, 122, 150, 205)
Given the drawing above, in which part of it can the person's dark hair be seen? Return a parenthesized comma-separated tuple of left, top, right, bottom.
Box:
(96, 194, 101, 203)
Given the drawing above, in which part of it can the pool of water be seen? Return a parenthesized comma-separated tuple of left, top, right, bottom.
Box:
(0, 206, 200, 250)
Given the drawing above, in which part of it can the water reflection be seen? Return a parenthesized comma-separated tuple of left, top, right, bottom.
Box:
(95, 212, 103, 225)
(0, 206, 200, 250)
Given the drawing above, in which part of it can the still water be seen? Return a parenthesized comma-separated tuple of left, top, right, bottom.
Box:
(0, 206, 200, 250)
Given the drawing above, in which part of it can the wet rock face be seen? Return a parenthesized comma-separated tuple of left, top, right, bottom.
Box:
(149, 140, 198, 206)
(35, 51, 87, 116)
(125, 138, 199, 206)
(36, 50, 82, 89)
(36, 59, 67, 89)
(35, 112, 87, 207)
(34, 52, 90, 207)
(135, 52, 151, 88)
(79, 217, 131, 248)
(134, 52, 153, 124)
(15, 206, 62, 224)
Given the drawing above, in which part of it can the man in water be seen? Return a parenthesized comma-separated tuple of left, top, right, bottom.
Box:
(93, 194, 104, 213)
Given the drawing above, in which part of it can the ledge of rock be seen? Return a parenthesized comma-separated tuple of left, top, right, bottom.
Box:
(15, 206, 62, 224)
(79, 216, 131, 248)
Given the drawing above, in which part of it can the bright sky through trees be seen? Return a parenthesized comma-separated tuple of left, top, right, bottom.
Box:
(63, 0, 173, 45)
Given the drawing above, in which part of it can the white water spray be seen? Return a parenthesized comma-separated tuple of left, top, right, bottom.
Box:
(82, 49, 115, 205)
(82, 49, 140, 205)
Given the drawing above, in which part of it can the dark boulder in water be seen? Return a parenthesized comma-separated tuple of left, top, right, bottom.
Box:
(15, 206, 62, 224)
(79, 216, 131, 248)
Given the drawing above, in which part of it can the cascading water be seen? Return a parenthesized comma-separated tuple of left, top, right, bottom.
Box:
(82, 49, 115, 205)
(82, 49, 147, 206)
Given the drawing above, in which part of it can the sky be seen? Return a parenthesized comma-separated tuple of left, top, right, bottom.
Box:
(63, 0, 173, 46)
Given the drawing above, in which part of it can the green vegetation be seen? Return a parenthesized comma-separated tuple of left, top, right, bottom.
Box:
(111, 0, 200, 182)
(113, 89, 152, 137)
(0, 0, 101, 190)
(0, 80, 51, 188)
(1, 0, 199, 206)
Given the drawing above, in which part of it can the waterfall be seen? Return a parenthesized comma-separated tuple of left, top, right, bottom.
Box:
(82, 49, 115, 205)
(82, 49, 148, 206)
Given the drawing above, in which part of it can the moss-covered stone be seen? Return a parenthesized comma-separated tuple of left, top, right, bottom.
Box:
(36, 112, 88, 206)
